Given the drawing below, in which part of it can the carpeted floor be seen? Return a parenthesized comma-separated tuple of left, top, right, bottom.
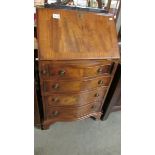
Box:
(34, 111, 121, 155)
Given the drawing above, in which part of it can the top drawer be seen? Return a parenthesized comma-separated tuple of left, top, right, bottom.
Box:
(39, 60, 114, 79)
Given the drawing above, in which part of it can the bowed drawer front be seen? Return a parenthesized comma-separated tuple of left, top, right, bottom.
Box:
(39, 60, 114, 79)
(46, 102, 101, 120)
(44, 87, 107, 107)
(42, 76, 111, 93)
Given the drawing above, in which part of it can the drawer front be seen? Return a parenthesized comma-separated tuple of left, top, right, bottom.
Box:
(47, 102, 101, 120)
(42, 76, 111, 93)
(45, 87, 107, 107)
(39, 61, 113, 79)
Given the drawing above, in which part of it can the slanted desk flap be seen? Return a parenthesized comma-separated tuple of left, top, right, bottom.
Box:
(37, 8, 120, 60)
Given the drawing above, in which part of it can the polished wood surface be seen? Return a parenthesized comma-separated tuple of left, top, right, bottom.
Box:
(42, 76, 111, 93)
(37, 8, 119, 60)
(44, 87, 107, 107)
(39, 60, 113, 79)
(47, 102, 101, 120)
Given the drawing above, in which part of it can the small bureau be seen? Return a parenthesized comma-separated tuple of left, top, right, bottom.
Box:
(36, 7, 120, 129)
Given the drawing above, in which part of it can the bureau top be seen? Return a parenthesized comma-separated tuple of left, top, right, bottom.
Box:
(37, 8, 120, 60)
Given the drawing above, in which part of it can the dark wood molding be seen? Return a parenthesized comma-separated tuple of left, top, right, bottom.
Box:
(101, 63, 121, 120)
(34, 84, 41, 128)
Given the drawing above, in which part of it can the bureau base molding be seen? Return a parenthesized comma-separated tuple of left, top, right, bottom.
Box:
(41, 112, 102, 130)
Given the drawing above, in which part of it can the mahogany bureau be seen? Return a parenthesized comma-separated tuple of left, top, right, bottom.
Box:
(36, 7, 120, 129)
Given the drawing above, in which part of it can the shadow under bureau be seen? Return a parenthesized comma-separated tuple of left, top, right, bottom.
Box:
(36, 7, 120, 129)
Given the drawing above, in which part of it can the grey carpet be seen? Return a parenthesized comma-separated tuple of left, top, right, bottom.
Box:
(34, 111, 121, 155)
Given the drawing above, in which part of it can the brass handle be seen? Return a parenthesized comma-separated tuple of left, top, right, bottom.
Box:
(52, 98, 59, 103)
(98, 80, 104, 85)
(97, 68, 103, 74)
(59, 70, 65, 76)
(52, 83, 59, 89)
(52, 111, 59, 116)
(94, 93, 99, 97)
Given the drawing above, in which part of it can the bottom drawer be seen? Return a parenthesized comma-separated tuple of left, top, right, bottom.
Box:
(46, 102, 101, 120)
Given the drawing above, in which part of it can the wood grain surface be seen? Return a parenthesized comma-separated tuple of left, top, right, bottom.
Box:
(39, 60, 113, 79)
(37, 8, 120, 60)
(42, 76, 111, 94)
(46, 101, 101, 120)
(44, 87, 107, 107)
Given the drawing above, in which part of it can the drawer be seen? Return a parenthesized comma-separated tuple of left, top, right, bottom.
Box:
(45, 87, 107, 107)
(42, 76, 111, 93)
(47, 102, 101, 120)
(39, 61, 113, 79)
